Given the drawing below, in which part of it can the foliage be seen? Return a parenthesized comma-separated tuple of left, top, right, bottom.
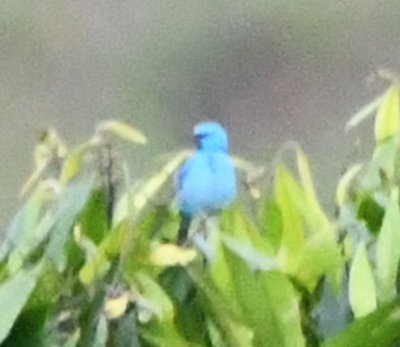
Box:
(2, 83, 400, 347)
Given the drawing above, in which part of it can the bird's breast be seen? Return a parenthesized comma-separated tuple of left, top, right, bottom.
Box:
(178, 151, 236, 216)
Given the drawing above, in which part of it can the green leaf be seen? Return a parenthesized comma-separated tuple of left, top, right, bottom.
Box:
(376, 187, 400, 302)
(0, 261, 43, 344)
(78, 187, 108, 244)
(140, 321, 194, 347)
(160, 267, 209, 346)
(28, 262, 62, 310)
(21, 128, 67, 196)
(113, 150, 188, 225)
(60, 144, 91, 184)
(189, 269, 254, 347)
(76, 228, 110, 286)
(1, 182, 50, 265)
(205, 231, 304, 347)
(63, 330, 80, 347)
(220, 204, 274, 256)
(194, 245, 304, 347)
(296, 148, 327, 227)
(372, 135, 399, 180)
(207, 319, 230, 347)
(79, 221, 129, 286)
(46, 175, 94, 272)
(275, 165, 342, 291)
(93, 314, 108, 347)
(208, 231, 236, 305)
(295, 233, 343, 292)
(133, 272, 175, 322)
(357, 194, 385, 234)
(258, 198, 282, 251)
(375, 84, 400, 143)
(221, 235, 277, 271)
(296, 149, 337, 243)
(275, 166, 305, 269)
(7, 211, 56, 274)
(2, 305, 49, 347)
(323, 298, 400, 347)
(134, 273, 193, 347)
(349, 243, 377, 318)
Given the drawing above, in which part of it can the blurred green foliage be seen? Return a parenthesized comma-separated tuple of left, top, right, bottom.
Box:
(1, 84, 400, 347)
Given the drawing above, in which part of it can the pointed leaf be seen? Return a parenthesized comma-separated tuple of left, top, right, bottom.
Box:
(75, 226, 110, 286)
(372, 135, 399, 180)
(296, 148, 325, 224)
(336, 164, 362, 206)
(375, 84, 400, 143)
(297, 236, 343, 292)
(349, 243, 377, 318)
(60, 143, 92, 184)
(114, 151, 188, 225)
(346, 92, 385, 131)
(46, 176, 94, 271)
(221, 235, 277, 271)
(189, 269, 254, 347)
(376, 187, 400, 302)
(93, 314, 108, 347)
(63, 330, 80, 347)
(133, 272, 175, 322)
(97, 120, 147, 144)
(258, 198, 282, 251)
(275, 166, 305, 269)
(149, 243, 197, 267)
(0, 262, 43, 344)
(104, 293, 130, 320)
(323, 298, 400, 347)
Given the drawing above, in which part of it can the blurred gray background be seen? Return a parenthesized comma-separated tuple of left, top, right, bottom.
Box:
(1, 0, 400, 230)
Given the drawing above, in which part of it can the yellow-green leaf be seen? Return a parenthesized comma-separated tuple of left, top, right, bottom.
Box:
(349, 243, 377, 318)
(104, 292, 130, 320)
(75, 226, 111, 286)
(78, 250, 110, 286)
(115, 150, 189, 224)
(275, 166, 305, 270)
(59, 143, 92, 184)
(372, 135, 399, 180)
(375, 84, 400, 143)
(20, 159, 48, 197)
(63, 329, 80, 347)
(296, 148, 330, 233)
(376, 187, 400, 302)
(149, 243, 197, 266)
(336, 164, 362, 206)
(346, 91, 386, 131)
(97, 120, 147, 144)
(294, 234, 343, 292)
(133, 272, 175, 322)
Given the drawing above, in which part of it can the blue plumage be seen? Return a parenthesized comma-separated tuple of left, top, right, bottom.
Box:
(176, 121, 236, 244)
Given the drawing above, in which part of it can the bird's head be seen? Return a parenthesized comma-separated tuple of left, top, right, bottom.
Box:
(193, 121, 229, 152)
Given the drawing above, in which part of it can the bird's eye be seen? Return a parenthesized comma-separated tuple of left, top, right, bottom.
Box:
(195, 133, 207, 140)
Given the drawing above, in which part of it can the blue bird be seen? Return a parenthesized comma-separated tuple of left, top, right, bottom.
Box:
(176, 121, 237, 245)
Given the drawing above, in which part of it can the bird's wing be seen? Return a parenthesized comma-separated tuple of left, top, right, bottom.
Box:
(175, 157, 193, 192)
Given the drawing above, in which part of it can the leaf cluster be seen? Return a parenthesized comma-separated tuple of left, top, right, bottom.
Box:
(1, 84, 400, 347)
